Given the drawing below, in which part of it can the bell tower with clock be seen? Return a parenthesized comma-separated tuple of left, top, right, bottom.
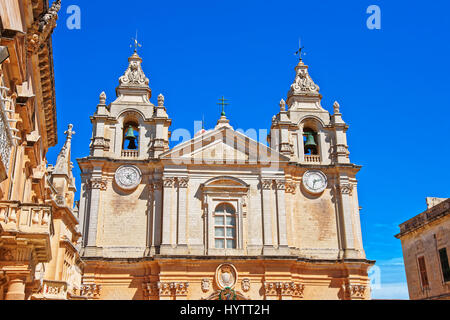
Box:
(269, 57, 364, 260)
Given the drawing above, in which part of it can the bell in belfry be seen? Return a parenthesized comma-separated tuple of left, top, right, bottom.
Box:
(125, 125, 138, 150)
(304, 132, 317, 154)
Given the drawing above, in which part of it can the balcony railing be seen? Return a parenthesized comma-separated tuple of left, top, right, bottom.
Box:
(121, 149, 139, 158)
(0, 201, 53, 262)
(304, 155, 321, 163)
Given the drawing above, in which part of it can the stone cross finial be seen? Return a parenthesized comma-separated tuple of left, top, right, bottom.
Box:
(333, 101, 340, 114)
(280, 99, 286, 111)
(99, 91, 106, 104)
(65, 124, 75, 140)
(158, 94, 165, 106)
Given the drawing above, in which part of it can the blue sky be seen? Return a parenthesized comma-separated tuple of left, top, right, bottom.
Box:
(47, 0, 450, 299)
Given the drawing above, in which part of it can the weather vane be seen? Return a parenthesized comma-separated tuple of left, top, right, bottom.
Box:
(131, 30, 142, 53)
(295, 38, 305, 61)
(217, 96, 230, 117)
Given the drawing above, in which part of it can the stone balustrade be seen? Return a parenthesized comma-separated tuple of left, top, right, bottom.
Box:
(0, 201, 53, 263)
(303, 154, 321, 163)
(121, 149, 139, 158)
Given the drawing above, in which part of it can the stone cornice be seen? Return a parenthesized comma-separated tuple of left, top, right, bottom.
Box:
(396, 198, 450, 239)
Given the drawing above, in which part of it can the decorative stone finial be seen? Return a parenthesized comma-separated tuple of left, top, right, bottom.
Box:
(64, 124, 75, 140)
(280, 99, 286, 111)
(158, 94, 165, 107)
(333, 101, 340, 114)
(99, 91, 106, 104)
(287, 60, 320, 98)
(119, 52, 149, 87)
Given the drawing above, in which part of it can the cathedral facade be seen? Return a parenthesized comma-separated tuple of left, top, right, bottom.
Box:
(77, 51, 373, 300)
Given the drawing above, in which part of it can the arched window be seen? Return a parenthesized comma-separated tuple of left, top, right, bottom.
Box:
(122, 121, 139, 150)
(214, 203, 237, 249)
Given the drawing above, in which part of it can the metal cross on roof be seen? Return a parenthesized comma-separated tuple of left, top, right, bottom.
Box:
(217, 96, 230, 116)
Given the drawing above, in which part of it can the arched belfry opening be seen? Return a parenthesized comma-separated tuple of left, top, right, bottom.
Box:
(123, 121, 140, 150)
(303, 128, 318, 156)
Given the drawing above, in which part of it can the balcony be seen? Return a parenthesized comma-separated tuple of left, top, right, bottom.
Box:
(121, 149, 139, 158)
(303, 155, 321, 163)
(0, 202, 53, 262)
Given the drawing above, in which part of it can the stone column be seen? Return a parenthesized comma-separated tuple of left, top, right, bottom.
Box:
(177, 177, 189, 248)
(151, 181, 163, 250)
(275, 180, 289, 252)
(85, 177, 106, 251)
(261, 179, 274, 253)
(5, 278, 26, 300)
(161, 177, 175, 252)
(337, 183, 358, 259)
(317, 132, 327, 163)
(298, 124, 304, 162)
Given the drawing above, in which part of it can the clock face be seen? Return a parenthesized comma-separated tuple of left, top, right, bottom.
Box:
(302, 170, 327, 194)
(115, 166, 141, 190)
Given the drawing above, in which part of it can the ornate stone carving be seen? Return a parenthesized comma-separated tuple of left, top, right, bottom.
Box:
(143, 282, 159, 297)
(157, 282, 190, 296)
(119, 53, 149, 87)
(201, 278, 210, 293)
(275, 180, 286, 191)
(162, 177, 175, 188)
(263, 282, 279, 296)
(26, 0, 61, 54)
(261, 179, 273, 190)
(285, 182, 297, 194)
(177, 177, 189, 188)
(92, 137, 110, 151)
(0, 248, 14, 261)
(89, 178, 107, 191)
(264, 282, 303, 298)
(215, 264, 238, 290)
(288, 61, 320, 97)
(291, 283, 305, 298)
(241, 278, 251, 292)
(157, 282, 172, 296)
(344, 284, 367, 299)
(337, 184, 353, 196)
(80, 284, 102, 298)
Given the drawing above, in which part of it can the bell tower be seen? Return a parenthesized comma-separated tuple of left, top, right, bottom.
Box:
(269, 57, 365, 260)
(78, 51, 172, 256)
(89, 52, 171, 160)
(269, 58, 351, 166)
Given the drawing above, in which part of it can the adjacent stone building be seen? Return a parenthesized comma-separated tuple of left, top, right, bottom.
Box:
(396, 198, 450, 300)
(0, 0, 84, 300)
(77, 49, 374, 300)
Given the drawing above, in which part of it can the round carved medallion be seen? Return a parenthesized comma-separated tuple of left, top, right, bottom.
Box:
(215, 263, 238, 290)
(114, 165, 142, 190)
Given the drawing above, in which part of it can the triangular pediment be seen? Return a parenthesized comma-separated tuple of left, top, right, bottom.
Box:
(161, 126, 289, 165)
